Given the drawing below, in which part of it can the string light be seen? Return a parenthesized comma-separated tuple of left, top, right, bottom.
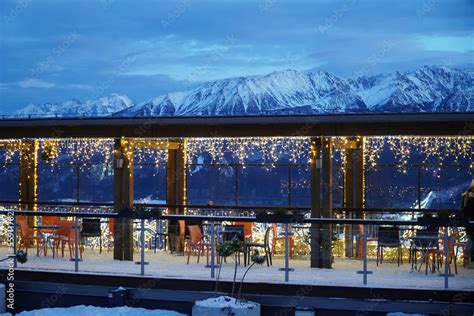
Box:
(364, 136, 473, 171)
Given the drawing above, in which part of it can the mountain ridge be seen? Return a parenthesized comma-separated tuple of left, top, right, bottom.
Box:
(15, 65, 474, 117)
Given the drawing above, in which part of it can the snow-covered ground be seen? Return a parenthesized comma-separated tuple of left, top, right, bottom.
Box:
(1, 305, 185, 316)
(1, 246, 473, 291)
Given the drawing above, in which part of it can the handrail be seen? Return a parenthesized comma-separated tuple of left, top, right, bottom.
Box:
(1, 209, 470, 227)
(0, 200, 458, 214)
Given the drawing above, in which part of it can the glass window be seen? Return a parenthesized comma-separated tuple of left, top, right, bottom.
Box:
(365, 166, 418, 208)
(38, 164, 77, 202)
(134, 165, 167, 204)
(0, 164, 19, 200)
(290, 166, 310, 207)
(421, 166, 472, 209)
(79, 164, 113, 202)
(237, 166, 289, 206)
(187, 165, 235, 205)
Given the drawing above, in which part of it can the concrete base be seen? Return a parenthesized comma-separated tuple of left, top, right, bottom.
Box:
(193, 296, 260, 316)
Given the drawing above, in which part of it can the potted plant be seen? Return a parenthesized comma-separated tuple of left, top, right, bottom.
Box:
(192, 237, 265, 316)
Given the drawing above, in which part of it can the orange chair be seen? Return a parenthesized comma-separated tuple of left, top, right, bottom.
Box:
(357, 224, 378, 259)
(42, 216, 62, 233)
(107, 218, 115, 253)
(50, 221, 82, 259)
(425, 237, 457, 275)
(234, 221, 253, 246)
(178, 220, 186, 252)
(17, 218, 45, 256)
(271, 224, 294, 258)
(186, 225, 210, 265)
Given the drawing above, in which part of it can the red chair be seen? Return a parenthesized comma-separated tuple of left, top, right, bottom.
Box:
(178, 220, 186, 252)
(234, 221, 253, 247)
(357, 224, 378, 259)
(50, 221, 82, 259)
(106, 218, 115, 253)
(17, 218, 44, 256)
(271, 224, 294, 258)
(425, 237, 457, 275)
(186, 225, 210, 265)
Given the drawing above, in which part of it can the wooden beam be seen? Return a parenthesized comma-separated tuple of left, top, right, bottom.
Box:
(310, 137, 322, 268)
(321, 137, 333, 269)
(125, 139, 181, 150)
(332, 139, 358, 149)
(167, 142, 186, 215)
(113, 138, 134, 261)
(355, 138, 365, 259)
(344, 146, 355, 258)
(19, 140, 38, 226)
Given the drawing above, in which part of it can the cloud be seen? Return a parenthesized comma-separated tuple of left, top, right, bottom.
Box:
(17, 79, 56, 89)
(418, 35, 474, 53)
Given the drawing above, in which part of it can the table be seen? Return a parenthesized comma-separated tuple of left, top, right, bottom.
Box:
(410, 235, 440, 272)
(33, 225, 63, 258)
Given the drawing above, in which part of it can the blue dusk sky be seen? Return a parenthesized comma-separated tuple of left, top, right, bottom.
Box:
(0, 0, 473, 113)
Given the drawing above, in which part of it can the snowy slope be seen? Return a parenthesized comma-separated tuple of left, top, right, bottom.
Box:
(16, 93, 132, 117)
(119, 65, 473, 116)
(15, 65, 474, 117)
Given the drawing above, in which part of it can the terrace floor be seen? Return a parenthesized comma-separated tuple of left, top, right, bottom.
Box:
(1, 246, 473, 291)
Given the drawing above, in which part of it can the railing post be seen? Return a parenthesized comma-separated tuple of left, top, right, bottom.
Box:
(278, 223, 293, 282)
(284, 223, 289, 282)
(444, 225, 449, 289)
(13, 212, 17, 269)
(74, 216, 79, 272)
(357, 223, 372, 284)
(140, 218, 145, 276)
(210, 220, 215, 278)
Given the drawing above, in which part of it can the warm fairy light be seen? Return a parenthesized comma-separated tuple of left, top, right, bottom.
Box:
(186, 137, 311, 168)
(364, 136, 473, 171)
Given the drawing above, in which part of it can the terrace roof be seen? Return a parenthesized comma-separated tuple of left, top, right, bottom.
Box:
(0, 112, 473, 138)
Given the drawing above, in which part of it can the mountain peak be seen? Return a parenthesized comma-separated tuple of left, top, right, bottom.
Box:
(16, 65, 473, 117)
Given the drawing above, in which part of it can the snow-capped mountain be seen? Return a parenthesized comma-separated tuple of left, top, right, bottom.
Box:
(15, 65, 474, 117)
(16, 93, 132, 117)
(118, 65, 473, 116)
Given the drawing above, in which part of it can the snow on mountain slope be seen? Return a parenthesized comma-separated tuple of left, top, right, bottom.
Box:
(15, 93, 132, 117)
(16, 65, 474, 117)
(117, 69, 367, 116)
(349, 65, 473, 112)
(119, 65, 472, 116)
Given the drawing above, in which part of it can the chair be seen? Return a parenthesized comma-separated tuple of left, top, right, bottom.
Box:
(178, 220, 186, 253)
(234, 221, 253, 246)
(42, 216, 62, 233)
(376, 226, 402, 266)
(357, 224, 378, 259)
(154, 220, 168, 252)
(17, 218, 44, 256)
(271, 224, 294, 258)
(81, 218, 102, 253)
(106, 218, 114, 253)
(222, 225, 245, 265)
(411, 229, 439, 275)
(426, 237, 458, 275)
(245, 227, 272, 267)
(50, 221, 82, 259)
(186, 225, 210, 265)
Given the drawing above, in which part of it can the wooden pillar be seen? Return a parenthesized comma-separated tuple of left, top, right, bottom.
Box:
(310, 137, 322, 268)
(355, 138, 364, 212)
(321, 137, 333, 268)
(167, 141, 186, 214)
(113, 138, 134, 261)
(344, 147, 355, 257)
(19, 140, 38, 225)
(355, 138, 365, 258)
